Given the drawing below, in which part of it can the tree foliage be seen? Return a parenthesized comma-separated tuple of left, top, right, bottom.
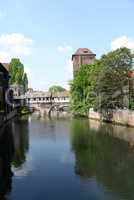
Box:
(23, 73, 28, 92)
(9, 58, 28, 91)
(95, 48, 132, 110)
(70, 62, 101, 116)
(70, 48, 132, 116)
(49, 85, 66, 92)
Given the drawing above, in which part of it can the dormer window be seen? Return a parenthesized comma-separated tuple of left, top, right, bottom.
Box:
(84, 50, 88, 53)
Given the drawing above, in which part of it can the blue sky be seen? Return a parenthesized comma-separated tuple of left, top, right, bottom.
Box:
(0, 0, 134, 90)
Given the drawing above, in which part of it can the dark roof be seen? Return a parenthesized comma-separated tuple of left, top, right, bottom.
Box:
(72, 48, 96, 60)
(0, 63, 9, 74)
(2, 63, 10, 71)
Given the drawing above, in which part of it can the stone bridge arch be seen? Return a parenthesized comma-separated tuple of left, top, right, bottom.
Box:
(48, 104, 69, 116)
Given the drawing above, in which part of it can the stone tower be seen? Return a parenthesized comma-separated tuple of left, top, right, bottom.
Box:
(72, 48, 96, 76)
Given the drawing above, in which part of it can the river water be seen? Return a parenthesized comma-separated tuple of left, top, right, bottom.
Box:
(1, 113, 134, 200)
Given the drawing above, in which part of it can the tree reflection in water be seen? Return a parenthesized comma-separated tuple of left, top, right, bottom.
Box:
(71, 119, 134, 200)
(12, 116, 29, 168)
(0, 116, 29, 199)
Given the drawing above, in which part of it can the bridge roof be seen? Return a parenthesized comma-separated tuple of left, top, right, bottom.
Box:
(26, 91, 51, 98)
(52, 91, 69, 97)
(25, 91, 69, 98)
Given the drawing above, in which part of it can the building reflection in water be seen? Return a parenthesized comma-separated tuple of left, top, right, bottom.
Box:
(0, 123, 14, 199)
(0, 116, 29, 199)
(71, 119, 134, 200)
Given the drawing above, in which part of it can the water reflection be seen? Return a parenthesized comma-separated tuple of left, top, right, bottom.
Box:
(0, 116, 29, 199)
(2, 115, 134, 200)
(0, 124, 14, 199)
(71, 119, 134, 200)
(12, 116, 29, 168)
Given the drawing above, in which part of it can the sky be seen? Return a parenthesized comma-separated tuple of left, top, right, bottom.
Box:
(0, 0, 134, 91)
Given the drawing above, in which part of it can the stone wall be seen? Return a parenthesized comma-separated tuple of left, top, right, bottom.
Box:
(89, 109, 134, 127)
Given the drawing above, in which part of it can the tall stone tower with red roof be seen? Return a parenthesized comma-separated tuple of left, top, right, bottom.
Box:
(72, 48, 96, 76)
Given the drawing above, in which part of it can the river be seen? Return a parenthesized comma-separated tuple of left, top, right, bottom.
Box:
(1, 113, 134, 200)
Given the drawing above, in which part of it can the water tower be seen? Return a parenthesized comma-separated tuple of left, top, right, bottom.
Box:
(72, 48, 96, 76)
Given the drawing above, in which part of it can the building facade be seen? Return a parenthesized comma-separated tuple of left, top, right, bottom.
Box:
(72, 48, 96, 76)
(0, 63, 11, 114)
(25, 91, 69, 105)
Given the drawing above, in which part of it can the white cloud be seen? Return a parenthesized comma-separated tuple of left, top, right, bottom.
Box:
(111, 36, 134, 50)
(0, 33, 33, 47)
(0, 51, 11, 62)
(0, 33, 33, 62)
(12, 45, 32, 56)
(57, 45, 73, 53)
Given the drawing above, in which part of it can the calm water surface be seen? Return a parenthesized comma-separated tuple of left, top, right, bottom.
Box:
(1, 113, 134, 200)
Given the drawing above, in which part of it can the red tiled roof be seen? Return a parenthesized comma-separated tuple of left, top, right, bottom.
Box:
(74, 48, 95, 55)
(72, 48, 96, 60)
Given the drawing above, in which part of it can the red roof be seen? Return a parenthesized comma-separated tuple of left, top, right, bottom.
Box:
(74, 48, 95, 55)
(72, 48, 96, 60)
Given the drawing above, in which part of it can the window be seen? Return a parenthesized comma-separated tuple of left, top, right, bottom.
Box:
(84, 50, 88, 53)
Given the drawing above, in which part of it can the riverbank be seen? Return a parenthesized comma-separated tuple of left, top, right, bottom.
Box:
(89, 109, 134, 127)
(20, 106, 34, 115)
(0, 106, 34, 128)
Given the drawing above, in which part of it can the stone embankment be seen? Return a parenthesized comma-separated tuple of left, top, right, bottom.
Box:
(89, 109, 134, 127)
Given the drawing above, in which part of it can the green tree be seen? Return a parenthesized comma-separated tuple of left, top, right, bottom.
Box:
(49, 85, 66, 92)
(9, 58, 20, 84)
(9, 58, 28, 91)
(95, 48, 132, 111)
(70, 62, 101, 116)
(70, 48, 132, 116)
(23, 73, 28, 92)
